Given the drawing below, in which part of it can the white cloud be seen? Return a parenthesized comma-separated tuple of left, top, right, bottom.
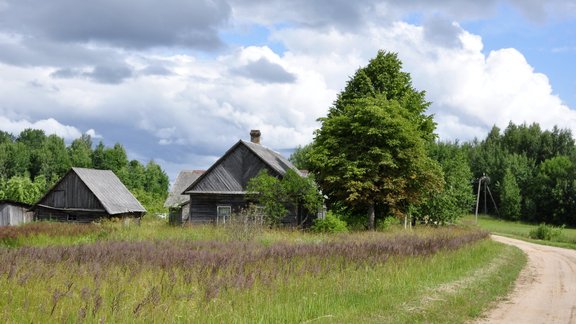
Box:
(0, 116, 83, 140)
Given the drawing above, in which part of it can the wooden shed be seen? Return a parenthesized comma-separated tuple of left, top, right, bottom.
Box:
(183, 130, 311, 226)
(164, 170, 204, 225)
(32, 167, 146, 223)
(0, 200, 33, 226)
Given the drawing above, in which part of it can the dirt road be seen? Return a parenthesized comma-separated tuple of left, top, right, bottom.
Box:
(476, 235, 576, 323)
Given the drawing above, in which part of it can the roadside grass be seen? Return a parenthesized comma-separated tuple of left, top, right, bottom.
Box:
(0, 224, 525, 323)
(461, 214, 576, 250)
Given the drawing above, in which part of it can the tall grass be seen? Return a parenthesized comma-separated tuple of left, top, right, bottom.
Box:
(0, 226, 502, 322)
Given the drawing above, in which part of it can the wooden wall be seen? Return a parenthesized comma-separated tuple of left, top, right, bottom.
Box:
(0, 204, 33, 226)
(39, 172, 104, 211)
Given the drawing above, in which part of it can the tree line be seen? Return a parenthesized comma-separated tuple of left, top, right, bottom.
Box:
(0, 129, 169, 213)
(291, 50, 576, 229)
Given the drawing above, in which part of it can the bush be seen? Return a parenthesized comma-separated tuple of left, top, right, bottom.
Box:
(311, 212, 348, 233)
(529, 223, 564, 241)
(376, 216, 399, 231)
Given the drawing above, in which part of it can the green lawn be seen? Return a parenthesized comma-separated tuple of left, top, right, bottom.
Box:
(461, 214, 576, 249)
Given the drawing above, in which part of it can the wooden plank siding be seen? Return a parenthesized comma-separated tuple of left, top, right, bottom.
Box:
(38, 172, 105, 212)
(189, 193, 247, 224)
(0, 202, 33, 226)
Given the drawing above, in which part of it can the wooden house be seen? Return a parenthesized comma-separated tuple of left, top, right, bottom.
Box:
(32, 167, 146, 223)
(0, 200, 33, 226)
(164, 170, 204, 225)
(183, 130, 311, 226)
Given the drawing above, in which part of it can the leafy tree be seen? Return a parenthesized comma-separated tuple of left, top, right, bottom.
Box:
(0, 130, 14, 145)
(1, 175, 43, 204)
(309, 95, 443, 229)
(117, 160, 147, 190)
(289, 144, 314, 170)
(499, 168, 521, 220)
(16, 128, 46, 178)
(103, 143, 129, 173)
(38, 134, 71, 181)
(0, 142, 31, 178)
(309, 51, 443, 229)
(68, 134, 93, 168)
(92, 141, 106, 169)
(416, 141, 474, 224)
(144, 160, 169, 196)
(247, 169, 322, 226)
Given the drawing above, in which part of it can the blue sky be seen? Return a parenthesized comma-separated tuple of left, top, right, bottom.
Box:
(0, 0, 575, 182)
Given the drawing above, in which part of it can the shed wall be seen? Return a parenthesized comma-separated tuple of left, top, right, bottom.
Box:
(0, 204, 33, 226)
(39, 172, 104, 210)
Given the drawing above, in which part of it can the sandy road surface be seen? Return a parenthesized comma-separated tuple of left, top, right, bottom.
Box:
(476, 235, 576, 324)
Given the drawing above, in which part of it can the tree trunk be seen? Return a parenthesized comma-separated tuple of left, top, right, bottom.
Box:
(368, 203, 375, 230)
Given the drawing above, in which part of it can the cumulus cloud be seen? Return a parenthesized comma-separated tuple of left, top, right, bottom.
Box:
(0, 116, 84, 140)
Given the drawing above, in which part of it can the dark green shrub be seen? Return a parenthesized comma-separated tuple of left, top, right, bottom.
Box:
(311, 212, 348, 233)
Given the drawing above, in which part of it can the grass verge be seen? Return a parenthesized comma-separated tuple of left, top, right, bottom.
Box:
(461, 214, 576, 250)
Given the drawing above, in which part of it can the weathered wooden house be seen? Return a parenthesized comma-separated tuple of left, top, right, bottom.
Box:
(0, 200, 33, 226)
(164, 170, 204, 225)
(32, 167, 146, 223)
(183, 130, 312, 226)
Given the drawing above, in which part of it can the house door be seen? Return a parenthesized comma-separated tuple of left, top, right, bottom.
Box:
(217, 206, 231, 225)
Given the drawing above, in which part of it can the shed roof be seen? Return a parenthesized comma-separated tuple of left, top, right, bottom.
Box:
(164, 170, 204, 208)
(0, 200, 32, 209)
(72, 168, 146, 214)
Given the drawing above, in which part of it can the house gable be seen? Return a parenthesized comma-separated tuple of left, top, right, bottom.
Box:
(37, 171, 105, 211)
(188, 142, 280, 193)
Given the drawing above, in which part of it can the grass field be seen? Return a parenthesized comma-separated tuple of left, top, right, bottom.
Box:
(461, 214, 576, 249)
(0, 218, 526, 323)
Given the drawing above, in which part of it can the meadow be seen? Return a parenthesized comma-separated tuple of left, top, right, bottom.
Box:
(0, 218, 525, 323)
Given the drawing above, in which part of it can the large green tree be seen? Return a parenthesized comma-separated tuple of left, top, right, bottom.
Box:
(309, 96, 443, 229)
(308, 51, 442, 229)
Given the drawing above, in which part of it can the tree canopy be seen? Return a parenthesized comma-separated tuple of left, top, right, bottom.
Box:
(307, 51, 443, 229)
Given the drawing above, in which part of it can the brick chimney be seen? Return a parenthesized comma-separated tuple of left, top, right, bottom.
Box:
(250, 129, 261, 144)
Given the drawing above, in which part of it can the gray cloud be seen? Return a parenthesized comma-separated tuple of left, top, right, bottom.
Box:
(0, 0, 231, 50)
(423, 16, 464, 48)
(87, 64, 134, 84)
(139, 65, 173, 76)
(232, 58, 296, 84)
(51, 63, 134, 84)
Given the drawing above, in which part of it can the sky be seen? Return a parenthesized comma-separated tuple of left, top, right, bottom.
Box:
(1, 0, 576, 183)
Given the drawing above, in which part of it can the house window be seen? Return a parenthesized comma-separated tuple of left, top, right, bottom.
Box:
(217, 206, 232, 225)
(67, 214, 77, 222)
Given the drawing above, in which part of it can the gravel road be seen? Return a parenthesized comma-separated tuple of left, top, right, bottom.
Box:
(476, 235, 576, 324)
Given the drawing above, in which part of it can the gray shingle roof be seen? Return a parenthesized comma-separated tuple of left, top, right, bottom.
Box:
(72, 167, 146, 214)
(164, 170, 204, 208)
(241, 140, 300, 176)
(184, 140, 300, 194)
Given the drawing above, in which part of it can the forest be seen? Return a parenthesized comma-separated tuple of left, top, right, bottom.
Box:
(0, 129, 169, 214)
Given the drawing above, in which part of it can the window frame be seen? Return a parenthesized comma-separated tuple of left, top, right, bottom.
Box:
(216, 205, 232, 225)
